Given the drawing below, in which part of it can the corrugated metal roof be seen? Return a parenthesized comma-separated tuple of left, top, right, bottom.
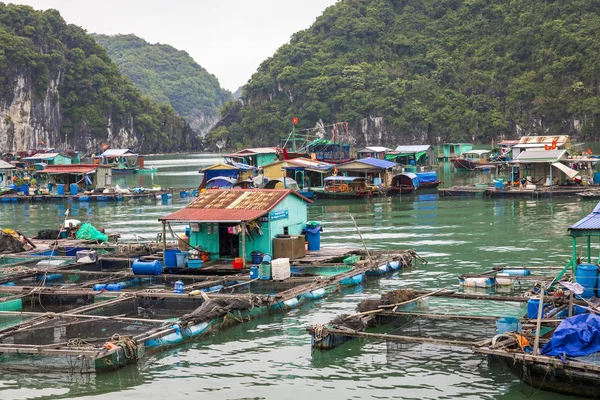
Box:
(569, 202, 600, 231)
(226, 147, 278, 157)
(464, 150, 490, 155)
(517, 135, 569, 145)
(498, 140, 520, 146)
(38, 164, 107, 174)
(23, 152, 60, 160)
(358, 146, 390, 153)
(514, 149, 566, 163)
(159, 189, 309, 222)
(0, 160, 15, 169)
(338, 158, 397, 170)
(394, 145, 432, 152)
(100, 149, 137, 157)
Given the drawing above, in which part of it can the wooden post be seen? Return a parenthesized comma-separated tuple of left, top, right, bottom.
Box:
(572, 236, 577, 273)
(533, 287, 545, 355)
(162, 221, 167, 251)
(241, 223, 246, 268)
(587, 236, 591, 263)
(568, 292, 574, 317)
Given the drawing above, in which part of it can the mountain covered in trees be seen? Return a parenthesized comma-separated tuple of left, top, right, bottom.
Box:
(210, 0, 600, 149)
(0, 3, 197, 153)
(93, 34, 232, 136)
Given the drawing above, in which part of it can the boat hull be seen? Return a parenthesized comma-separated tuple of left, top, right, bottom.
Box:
(311, 188, 372, 199)
(452, 159, 479, 171)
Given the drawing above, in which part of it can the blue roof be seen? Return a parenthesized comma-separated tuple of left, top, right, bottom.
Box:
(354, 158, 397, 169)
(569, 202, 600, 231)
(324, 176, 366, 182)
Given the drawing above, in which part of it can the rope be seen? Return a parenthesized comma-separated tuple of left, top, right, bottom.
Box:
(104, 333, 138, 360)
(313, 324, 329, 342)
(67, 338, 95, 349)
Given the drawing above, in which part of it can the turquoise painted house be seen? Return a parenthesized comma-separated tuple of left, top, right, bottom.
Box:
(441, 143, 473, 160)
(159, 189, 310, 265)
(22, 152, 73, 166)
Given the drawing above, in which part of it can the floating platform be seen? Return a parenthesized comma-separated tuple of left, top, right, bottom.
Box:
(0, 189, 179, 203)
(439, 185, 599, 199)
(0, 242, 422, 373)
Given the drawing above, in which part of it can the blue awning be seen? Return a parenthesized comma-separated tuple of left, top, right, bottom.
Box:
(354, 158, 397, 169)
(324, 176, 365, 182)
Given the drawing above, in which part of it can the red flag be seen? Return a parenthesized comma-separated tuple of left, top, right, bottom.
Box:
(587, 148, 593, 155)
(282, 148, 289, 160)
(551, 139, 558, 149)
(544, 145, 551, 150)
(291, 117, 298, 125)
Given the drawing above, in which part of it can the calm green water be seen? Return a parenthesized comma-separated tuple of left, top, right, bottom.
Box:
(0, 154, 594, 399)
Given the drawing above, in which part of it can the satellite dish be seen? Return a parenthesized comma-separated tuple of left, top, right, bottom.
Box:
(215, 140, 226, 153)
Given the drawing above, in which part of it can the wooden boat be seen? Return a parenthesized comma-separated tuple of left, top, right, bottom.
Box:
(452, 150, 491, 171)
(311, 176, 373, 199)
(388, 173, 417, 195)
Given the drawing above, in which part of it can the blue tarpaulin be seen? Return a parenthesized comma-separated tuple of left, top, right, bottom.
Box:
(415, 171, 437, 183)
(542, 313, 600, 357)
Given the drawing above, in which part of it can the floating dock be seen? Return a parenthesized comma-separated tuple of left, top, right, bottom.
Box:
(0, 189, 180, 203)
(439, 185, 597, 198)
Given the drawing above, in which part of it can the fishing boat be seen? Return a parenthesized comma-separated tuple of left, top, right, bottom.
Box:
(311, 176, 373, 199)
(452, 150, 491, 171)
(388, 173, 418, 195)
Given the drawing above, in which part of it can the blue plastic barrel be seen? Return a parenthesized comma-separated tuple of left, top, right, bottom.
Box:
(163, 249, 181, 268)
(70, 183, 78, 195)
(494, 181, 503, 190)
(105, 284, 121, 291)
(174, 280, 184, 294)
(496, 317, 522, 334)
(527, 297, 551, 319)
(132, 260, 164, 275)
(8, 184, 17, 191)
(305, 224, 321, 251)
(20, 184, 29, 194)
(250, 266, 259, 279)
(576, 263, 598, 298)
(56, 184, 65, 195)
(595, 172, 600, 184)
(501, 268, 531, 276)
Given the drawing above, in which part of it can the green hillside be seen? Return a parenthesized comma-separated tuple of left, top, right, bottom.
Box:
(209, 0, 600, 149)
(93, 34, 232, 135)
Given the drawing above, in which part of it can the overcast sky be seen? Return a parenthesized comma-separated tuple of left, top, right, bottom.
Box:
(8, 0, 338, 91)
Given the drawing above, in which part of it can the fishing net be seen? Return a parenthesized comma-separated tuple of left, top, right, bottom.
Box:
(180, 297, 262, 324)
(330, 314, 366, 331)
(380, 289, 418, 305)
(0, 231, 25, 253)
(76, 223, 108, 243)
(36, 230, 60, 240)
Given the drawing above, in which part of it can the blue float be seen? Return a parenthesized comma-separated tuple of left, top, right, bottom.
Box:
(576, 263, 598, 298)
(132, 260, 163, 275)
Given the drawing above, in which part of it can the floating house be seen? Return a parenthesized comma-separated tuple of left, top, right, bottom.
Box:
(335, 158, 398, 186)
(35, 164, 113, 190)
(0, 160, 16, 188)
(386, 145, 435, 166)
(356, 146, 390, 160)
(260, 157, 334, 188)
(22, 152, 73, 167)
(497, 140, 520, 159)
(439, 143, 473, 160)
(159, 189, 310, 266)
(224, 148, 280, 168)
(508, 149, 591, 187)
(511, 135, 572, 160)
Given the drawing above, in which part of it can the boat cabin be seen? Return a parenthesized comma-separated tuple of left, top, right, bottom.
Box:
(306, 139, 353, 163)
(95, 149, 140, 172)
(389, 173, 418, 194)
(323, 176, 370, 193)
(199, 162, 256, 190)
(159, 189, 310, 265)
(260, 157, 334, 189)
(497, 140, 520, 160)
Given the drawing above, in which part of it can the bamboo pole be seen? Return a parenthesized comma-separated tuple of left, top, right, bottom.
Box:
(533, 288, 545, 355)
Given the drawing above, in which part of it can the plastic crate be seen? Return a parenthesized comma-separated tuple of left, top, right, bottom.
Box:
(271, 258, 290, 280)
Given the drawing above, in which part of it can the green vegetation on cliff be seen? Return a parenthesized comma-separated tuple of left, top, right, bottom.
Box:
(0, 3, 194, 152)
(93, 34, 232, 134)
(210, 0, 600, 148)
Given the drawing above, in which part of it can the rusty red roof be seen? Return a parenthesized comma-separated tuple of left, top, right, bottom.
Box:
(38, 164, 108, 174)
(159, 189, 310, 222)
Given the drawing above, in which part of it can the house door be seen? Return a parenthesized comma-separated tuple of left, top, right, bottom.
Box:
(218, 224, 240, 258)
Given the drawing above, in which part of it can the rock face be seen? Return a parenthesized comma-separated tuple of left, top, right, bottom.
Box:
(0, 4, 197, 153)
